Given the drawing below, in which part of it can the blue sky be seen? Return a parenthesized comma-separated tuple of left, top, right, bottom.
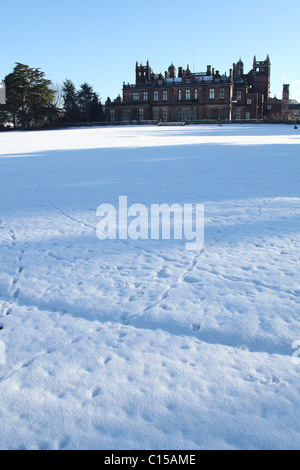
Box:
(1, 0, 299, 102)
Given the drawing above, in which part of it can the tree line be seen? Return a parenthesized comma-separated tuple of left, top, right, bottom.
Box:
(0, 63, 105, 129)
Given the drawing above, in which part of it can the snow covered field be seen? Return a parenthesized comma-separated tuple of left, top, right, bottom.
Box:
(0, 124, 300, 450)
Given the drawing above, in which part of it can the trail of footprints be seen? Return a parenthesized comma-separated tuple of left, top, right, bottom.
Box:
(0, 226, 24, 324)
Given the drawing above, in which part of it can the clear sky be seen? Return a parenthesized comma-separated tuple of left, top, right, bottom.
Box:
(1, 0, 299, 102)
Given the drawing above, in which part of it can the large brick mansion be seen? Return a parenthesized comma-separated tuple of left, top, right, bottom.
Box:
(105, 55, 288, 123)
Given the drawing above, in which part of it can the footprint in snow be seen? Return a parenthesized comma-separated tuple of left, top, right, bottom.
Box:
(157, 267, 171, 279)
(184, 276, 199, 284)
(58, 436, 69, 450)
(92, 387, 102, 399)
(104, 355, 112, 365)
(192, 324, 201, 331)
(13, 289, 20, 299)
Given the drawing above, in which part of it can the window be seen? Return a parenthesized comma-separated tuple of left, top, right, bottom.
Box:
(246, 112, 251, 120)
(247, 98, 252, 105)
(139, 109, 144, 121)
(219, 88, 225, 100)
(133, 92, 140, 101)
(185, 78, 191, 84)
(181, 108, 192, 121)
(237, 90, 242, 101)
(163, 108, 168, 122)
(153, 91, 159, 101)
(178, 90, 182, 101)
(209, 89, 215, 100)
(163, 90, 168, 101)
(122, 109, 131, 122)
(110, 110, 115, 122)
(235, 108, 242, 120)
(194, 89, 198, 100)
(153, 108, 159, 120)
(267, 104, 272, 110)
(143, 92, 148, 101)
(185, 89, 191, 100)
(219, 107, 226, 120)
(207, 107, 216, 120)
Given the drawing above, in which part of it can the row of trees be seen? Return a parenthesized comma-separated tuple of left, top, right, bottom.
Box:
(62, 80, 104, 123)
(0, 63, 105, 129)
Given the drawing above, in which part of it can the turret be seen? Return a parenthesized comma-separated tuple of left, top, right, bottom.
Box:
(235, 58, 244, 77)
(282, 84, 290, 116)
(168, 63, 177, 79)
(251, 55, 271, 100)
(136, 61, 152, 84)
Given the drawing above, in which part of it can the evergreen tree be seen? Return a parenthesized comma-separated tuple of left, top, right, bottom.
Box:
(89, 92, 105, 122)
(3, 63, 55, 128)
(76, 83, 104, 122)
(62, 80, 105, 124)
(62, 79, 80, 123)
(77, 82, 95, 122)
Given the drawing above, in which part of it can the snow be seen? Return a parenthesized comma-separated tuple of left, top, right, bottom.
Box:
(165, 78, 183, 84)
(0, 124, 300, 450)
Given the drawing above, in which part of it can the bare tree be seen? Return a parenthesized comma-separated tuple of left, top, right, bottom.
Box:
(51, 83, 64, 111)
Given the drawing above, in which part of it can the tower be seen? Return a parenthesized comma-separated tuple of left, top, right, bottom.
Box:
(234, 58, 244, 77)
(282, 84, 290, 116)
(136, 61, 153, 84)
(251, 55, 271, 100)
(168, 63, 177, 79)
